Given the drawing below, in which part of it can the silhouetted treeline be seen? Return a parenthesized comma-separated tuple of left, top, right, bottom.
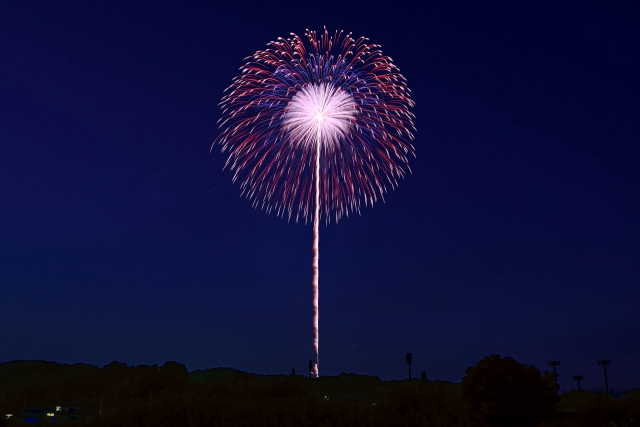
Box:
(1, 356, 639, 427)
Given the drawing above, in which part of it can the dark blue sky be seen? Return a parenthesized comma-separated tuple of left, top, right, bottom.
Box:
(1, 0, 638, 392)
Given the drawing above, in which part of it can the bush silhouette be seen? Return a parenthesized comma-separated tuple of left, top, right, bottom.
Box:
(462, 354, 558, 427)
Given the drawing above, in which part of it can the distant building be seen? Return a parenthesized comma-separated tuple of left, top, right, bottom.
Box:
(9, 405, 95, 424)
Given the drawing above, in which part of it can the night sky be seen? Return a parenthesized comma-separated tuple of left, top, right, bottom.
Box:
(1, 0, 639, 393)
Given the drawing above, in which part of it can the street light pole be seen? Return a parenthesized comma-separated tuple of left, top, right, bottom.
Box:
(548, 360, 560, 386)
(597, 360, 610, 395)
(406, 353, 412, 379)
(573, 375, 583, 390)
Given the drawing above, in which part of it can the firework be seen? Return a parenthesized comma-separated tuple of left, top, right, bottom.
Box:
(215, 28, 415, 377)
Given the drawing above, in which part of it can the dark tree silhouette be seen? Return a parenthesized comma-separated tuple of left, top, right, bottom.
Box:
(159, 361, 188, 392)
(462, 354, 558, 427)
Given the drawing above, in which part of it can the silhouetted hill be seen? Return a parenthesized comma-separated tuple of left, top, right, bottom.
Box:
(0, 360, 98, 391)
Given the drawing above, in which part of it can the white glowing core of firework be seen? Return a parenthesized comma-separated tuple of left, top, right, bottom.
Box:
(283, 83, 356, 148)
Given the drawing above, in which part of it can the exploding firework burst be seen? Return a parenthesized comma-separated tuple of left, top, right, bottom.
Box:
(215, 28, 416, 377)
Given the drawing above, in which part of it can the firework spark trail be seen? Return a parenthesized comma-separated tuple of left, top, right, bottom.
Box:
(215, 29, 415, 378)
(312, 127, 320, 378)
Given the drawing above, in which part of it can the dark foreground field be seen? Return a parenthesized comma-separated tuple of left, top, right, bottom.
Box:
(1, 357, 638, 427)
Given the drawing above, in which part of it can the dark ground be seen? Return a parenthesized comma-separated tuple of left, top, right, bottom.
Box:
(1, 358, 639, 426)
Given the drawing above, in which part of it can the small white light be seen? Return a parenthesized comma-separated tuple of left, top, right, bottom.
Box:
(5, 414, 13, 419)
(56, 406, 61, 412)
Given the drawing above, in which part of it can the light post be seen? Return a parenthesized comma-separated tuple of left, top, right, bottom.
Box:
(573, 375, 583, 390)
(406, 353, 412, 379)
(597, 360, 610, 395)
(548, 361, 560, 387)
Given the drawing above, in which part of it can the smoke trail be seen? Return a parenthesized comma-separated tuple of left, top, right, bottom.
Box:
(312, 128, 321, 378)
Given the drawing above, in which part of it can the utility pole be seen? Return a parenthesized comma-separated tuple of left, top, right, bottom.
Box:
(597, 360, 610, 395)
(421, 372, 426, 380)
(548, 361, 560, 386)
(291, 368, 295, 376)
(308, 360, 313, 378)
(406, 353, 412, 379)
(573, 375, 583, 390)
